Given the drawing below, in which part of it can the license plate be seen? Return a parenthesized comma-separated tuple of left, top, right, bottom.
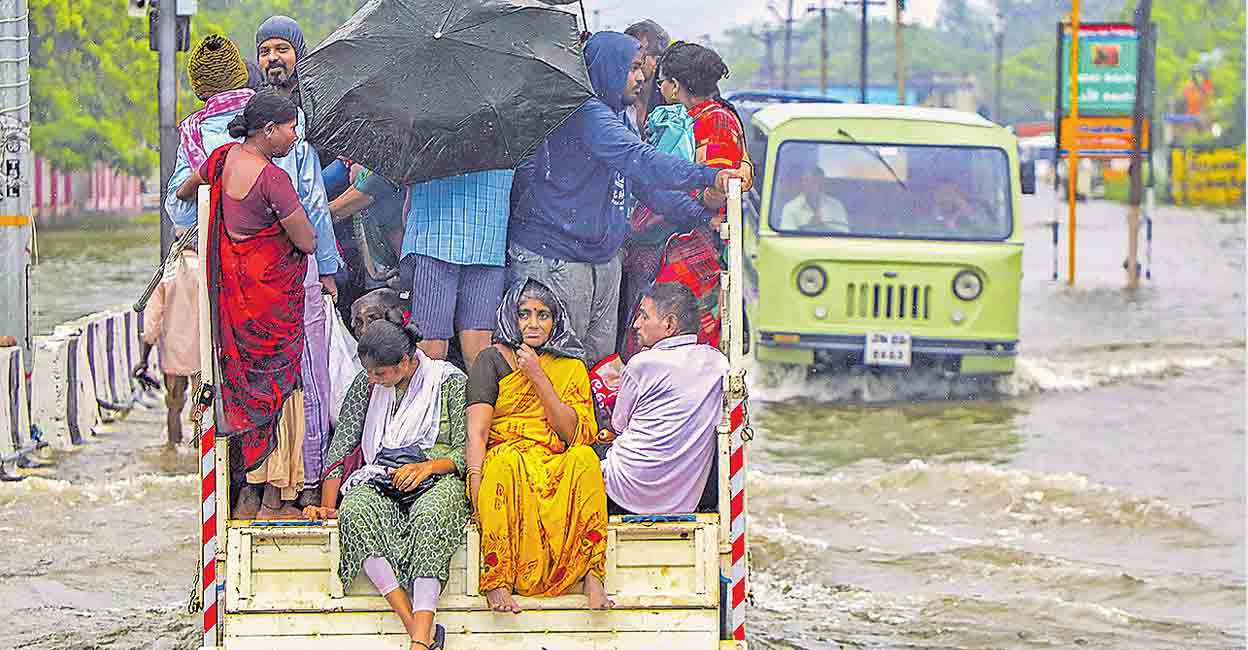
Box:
(865, 332, 912, 367)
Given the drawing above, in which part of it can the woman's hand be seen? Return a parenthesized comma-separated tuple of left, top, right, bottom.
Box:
(392, 462, 435, 492)
(597, 429, 617, 444)
(302, 505, 337, 520)
(468, 473, 482, 514)
(175, 171, 205, 202)
(713, 164, 753, 194)
(516, 344, 545, 385)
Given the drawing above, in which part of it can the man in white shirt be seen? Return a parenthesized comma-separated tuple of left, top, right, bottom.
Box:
(601, 282, 728, 515)
(777, 168, 850, 233)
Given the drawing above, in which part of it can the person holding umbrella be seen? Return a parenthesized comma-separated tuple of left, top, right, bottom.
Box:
(508, 31, 751, 367)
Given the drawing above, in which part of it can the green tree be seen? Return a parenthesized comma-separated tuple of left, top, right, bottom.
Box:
(28, 0, 360, 175)
(30, 0, 158, 175)
(1133, 0, 1244, 145)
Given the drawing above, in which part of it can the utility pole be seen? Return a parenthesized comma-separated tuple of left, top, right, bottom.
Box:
(808, 1, 829, 96)
(157, 0, 178, 262)
(783, 0, 795, 90)
(895, 0, 906, 104)
(859, 0, 868, 102)
(1067, 0, 1080, 286)
(750, 27, 778, 89)
(993, 9, 1005, 122)
(0, 0, 31, 365)
(1126, 0, 1154, 289)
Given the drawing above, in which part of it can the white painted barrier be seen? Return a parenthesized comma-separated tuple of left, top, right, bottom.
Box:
(105, 311, 138, 409)
(53, 311, 137, 419)
(36, 305, 147, 447)
(31, 333, 98, 451)
(0, 345, 31, 462)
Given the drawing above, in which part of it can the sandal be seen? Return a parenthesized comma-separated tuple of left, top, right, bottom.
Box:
(412, 624, 446, 650)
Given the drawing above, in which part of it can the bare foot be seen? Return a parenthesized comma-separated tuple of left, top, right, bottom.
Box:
(585, 574, 614, 610)
(233, 485, 261, 520)
(484, 586, 522, 613)
(257, 502, 304, 520)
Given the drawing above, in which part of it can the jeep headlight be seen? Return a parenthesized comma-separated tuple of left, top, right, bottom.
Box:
(796, 266, 827, 297)
(952, 270, 983, 301)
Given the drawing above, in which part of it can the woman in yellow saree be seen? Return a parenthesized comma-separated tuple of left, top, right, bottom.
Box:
(465, 279, 611, 613)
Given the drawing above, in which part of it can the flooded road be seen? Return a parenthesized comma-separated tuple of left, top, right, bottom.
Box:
(3, 194, 1243, 649)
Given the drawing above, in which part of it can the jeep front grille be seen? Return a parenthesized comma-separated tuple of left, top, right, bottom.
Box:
(846, 283, 931, 320)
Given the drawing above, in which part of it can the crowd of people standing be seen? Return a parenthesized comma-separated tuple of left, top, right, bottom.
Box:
(148, 13, 749, 650)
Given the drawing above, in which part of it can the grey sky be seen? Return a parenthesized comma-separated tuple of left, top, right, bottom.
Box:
(584, 0, 946, 41)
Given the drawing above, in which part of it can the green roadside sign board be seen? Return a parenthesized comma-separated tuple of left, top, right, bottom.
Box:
(1059, 23, 1139, 117)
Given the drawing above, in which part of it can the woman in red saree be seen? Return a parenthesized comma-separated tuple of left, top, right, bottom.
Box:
(178, 89, 316, 519)
(619, 43, 749, 362)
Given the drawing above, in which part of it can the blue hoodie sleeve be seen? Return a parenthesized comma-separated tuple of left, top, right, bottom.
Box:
(163, 144, 197, 228)
(632, 185, 712, 228)
(576, 102, 719, 192)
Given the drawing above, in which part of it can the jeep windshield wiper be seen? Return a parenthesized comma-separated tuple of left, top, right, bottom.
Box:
(836, 128, 908, 190)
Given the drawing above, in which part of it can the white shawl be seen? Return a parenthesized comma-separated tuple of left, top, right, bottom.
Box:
(340, 350, 462, 494)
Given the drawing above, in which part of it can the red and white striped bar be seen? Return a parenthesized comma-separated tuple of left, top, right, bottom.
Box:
(728, 397, 748, 641)
(200, 423, 218, 649)
(195, 185, 219, 649)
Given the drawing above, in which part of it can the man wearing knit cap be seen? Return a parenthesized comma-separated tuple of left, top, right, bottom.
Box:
(256, 15, 306, 106)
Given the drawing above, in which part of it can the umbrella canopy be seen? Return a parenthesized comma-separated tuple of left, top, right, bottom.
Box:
(300, 0, 593, 185)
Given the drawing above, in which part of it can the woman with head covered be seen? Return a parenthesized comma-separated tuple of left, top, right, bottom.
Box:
(464, 279, 610, 613)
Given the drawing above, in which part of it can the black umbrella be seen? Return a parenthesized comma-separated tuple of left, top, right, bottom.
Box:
(300, 0, 593, 185)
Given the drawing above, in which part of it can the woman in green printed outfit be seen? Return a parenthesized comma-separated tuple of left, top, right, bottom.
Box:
(303, 315, 468, 650)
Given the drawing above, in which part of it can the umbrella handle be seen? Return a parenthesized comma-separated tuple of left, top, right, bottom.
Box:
(577, 0, 590, 41)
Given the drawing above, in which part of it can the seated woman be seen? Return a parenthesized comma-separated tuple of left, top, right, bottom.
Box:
(465, 279, 611, 613)
(303, 317, 468, 650)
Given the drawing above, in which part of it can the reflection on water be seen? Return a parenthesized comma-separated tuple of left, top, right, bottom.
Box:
(30, 218, 159, 334)
(755, 398, 1023, 471)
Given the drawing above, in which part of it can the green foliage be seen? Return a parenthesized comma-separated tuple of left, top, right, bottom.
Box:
(29, 0, 358, 175)
(719, 11, 994, 96)
(1132, 0, 1245, 145)
(717, 0, 1164, 124)
(177, 0, 358, 119)
(29, 0, 159, 175)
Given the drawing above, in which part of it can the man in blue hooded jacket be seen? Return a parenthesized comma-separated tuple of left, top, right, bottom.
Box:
(508, 31, 748, 366)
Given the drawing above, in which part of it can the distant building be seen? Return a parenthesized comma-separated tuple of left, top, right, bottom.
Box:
(908, 74, 980, 113)
(790, 85, 919, 105)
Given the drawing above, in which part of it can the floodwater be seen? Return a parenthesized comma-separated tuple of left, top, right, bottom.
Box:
(3, 194, 1243, 649)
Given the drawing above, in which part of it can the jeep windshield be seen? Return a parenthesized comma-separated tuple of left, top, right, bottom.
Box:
(769, 141, 1013, 241)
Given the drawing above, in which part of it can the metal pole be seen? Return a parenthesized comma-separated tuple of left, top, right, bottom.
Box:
(1067, 0, 1080, 286)
(859, 0, 869, 103)
(1126, 1, 1153, 289)
(895, 0, 905, 104)
(1051, 22, 1062, 280)
(0, 0, 31, 366)
(994, 17, 1004, 122)
(819, 2, 828, 96)
(158, 0, 178, 263)
(763, 31, 777, 89)
(783, 0, 794, 90)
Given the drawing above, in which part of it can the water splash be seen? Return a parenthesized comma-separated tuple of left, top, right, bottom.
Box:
(0, 474, 197, 508)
